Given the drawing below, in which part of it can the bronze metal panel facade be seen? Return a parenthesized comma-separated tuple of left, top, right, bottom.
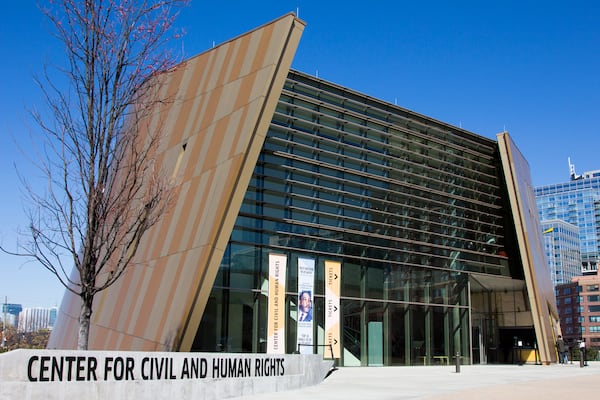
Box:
(497, 131, 559, 363)
(48, 14, 305, 351)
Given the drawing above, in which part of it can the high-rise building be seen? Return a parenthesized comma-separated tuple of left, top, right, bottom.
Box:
(541, 220, 581, 286)
(535, 160, 600, 274)
(49, 14, 558, 365)
(17, 307, 57, 333)
(1, 303, 22, 327)
(555, 269, 600, 349)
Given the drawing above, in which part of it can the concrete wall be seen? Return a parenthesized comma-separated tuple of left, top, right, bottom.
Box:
(0, 350, 333, 399)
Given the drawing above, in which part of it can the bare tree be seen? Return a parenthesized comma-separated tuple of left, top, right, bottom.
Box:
(3, 0, 187, 350)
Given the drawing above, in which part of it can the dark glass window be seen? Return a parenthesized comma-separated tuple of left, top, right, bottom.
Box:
(195, 71, 517, 366)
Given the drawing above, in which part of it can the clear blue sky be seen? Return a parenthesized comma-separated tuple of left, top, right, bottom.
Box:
(1, 1, 599, 308)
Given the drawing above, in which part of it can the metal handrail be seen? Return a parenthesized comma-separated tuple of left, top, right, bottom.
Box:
(296, 343, 335, 360)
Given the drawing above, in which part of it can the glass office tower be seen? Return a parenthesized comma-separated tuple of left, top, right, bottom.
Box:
(536, 174, 600, 273)
(541, 220, 581, 286)
(193, 70, 529, 366)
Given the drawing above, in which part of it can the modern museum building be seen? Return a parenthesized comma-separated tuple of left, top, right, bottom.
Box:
(49, 14, 559, 366)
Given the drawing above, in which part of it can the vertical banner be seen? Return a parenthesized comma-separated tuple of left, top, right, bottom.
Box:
(325, 260, 341, 359)
(296, 257, 315, 354)
(267, 253, 287, 354)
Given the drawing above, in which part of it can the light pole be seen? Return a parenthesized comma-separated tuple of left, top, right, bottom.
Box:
(1, 296, 7, 349)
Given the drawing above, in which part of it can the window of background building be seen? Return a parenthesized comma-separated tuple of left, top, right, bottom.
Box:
(588, 295, 600, 302)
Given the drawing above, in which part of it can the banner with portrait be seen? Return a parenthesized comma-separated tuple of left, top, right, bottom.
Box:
(267, 253, 287, 354)
(296, 257, 315, 354)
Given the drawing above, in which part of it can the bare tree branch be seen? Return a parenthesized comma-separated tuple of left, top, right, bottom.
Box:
(1, 0, 187, 350)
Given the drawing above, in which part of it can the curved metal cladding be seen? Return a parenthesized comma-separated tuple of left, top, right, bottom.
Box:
(497, 132, 559, 364)
(48, 14, 306, 351)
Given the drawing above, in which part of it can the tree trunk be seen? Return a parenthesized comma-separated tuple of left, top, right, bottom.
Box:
(77, 295, 93, 350)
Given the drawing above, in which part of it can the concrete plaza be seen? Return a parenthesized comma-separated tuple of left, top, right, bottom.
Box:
(235, 361, 600, 400)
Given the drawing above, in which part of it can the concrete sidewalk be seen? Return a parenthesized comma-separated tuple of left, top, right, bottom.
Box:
(235, 362, 600, 399)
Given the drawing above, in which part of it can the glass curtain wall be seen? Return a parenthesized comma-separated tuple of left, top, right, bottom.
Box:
(193, 70, 512, 366)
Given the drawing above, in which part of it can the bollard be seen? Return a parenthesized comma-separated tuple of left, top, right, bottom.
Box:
(455, 352, 460, 373)
(580, 354, 584, 368)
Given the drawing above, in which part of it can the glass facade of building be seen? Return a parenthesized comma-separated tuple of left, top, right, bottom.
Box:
(193, 71, 525, 366)
(542, 220, 581, 286)
(536, 176, 600, 272)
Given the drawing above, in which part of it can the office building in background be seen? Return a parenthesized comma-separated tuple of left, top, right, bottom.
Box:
(536, 159, 600, 275)
(17, 307, 57, 333)
(541, 220, 581, 286)
(555, 269, 600, 349)
(1, 303, 22, 328)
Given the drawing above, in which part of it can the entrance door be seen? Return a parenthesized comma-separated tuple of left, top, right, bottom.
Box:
(472, 325, 485, 364)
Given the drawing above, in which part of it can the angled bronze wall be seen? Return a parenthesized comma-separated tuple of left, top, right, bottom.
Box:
(48, 14, 305, 351)
(497, 131, 559, 364)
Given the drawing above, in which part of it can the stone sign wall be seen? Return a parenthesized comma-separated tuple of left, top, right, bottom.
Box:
(0, 350, 333, 399)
